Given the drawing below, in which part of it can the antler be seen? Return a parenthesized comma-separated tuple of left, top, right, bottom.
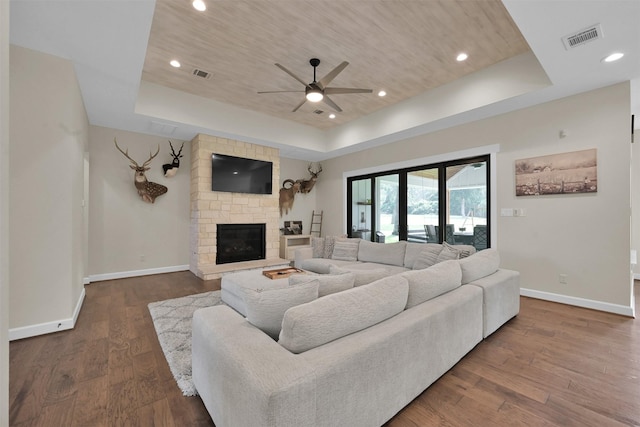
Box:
(142, 145, 161, 168)
(169, 140, 184, 158)
(169, 141, 184, 158)
(114, 138, 139, 167)
(308, 163, 323, 176)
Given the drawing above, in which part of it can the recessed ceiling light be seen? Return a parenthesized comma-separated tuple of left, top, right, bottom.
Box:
(378, 90, 386, 97)
(603, 52, 624, 63)
(192, 0, 206, 11)
(170, 59, 181, 68)
(329, 113, 336, 119)
(456, 53, 468, 62)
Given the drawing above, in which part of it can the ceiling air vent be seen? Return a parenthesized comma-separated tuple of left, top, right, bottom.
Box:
(562, 24, 602, 50)
(313, 109, 324, 115)
(192, 68, 212, 79)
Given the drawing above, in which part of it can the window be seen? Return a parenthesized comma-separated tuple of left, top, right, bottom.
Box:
(347, 156, 490, 250)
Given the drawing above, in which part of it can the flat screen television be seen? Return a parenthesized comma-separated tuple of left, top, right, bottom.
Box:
(211, 153, 273, 195)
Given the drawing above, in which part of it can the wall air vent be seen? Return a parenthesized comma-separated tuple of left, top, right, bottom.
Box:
(562, 24, 602, 50)
(313, 109, 324, 115)
(192, 68, 212, 79)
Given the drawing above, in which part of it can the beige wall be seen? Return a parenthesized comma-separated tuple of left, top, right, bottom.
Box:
(632, 129, 640, 279)
(319, 83, 633, 311)
(1, 0, 10, 423)
(279, 157, 319, 235)
(89, 126, 190, 276)
(9, 45, 89, 329)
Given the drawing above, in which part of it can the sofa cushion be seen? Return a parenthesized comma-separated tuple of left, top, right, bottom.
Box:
(404, 242, 435, 269)
(301, 258, 356, 274)
(401, 260, 462, 309)
(278, 275, 409, 353)
(330, 265, 389, 286)
(459, 248, 500, 284)
(437, 242, 461, 262)
(289, 271, 355, 297)
(357, 240, 407, 267)
(331, 240, 360, 262)
(311, 237, 325, 258)
(239, 279, 319, 340)
(412, 245, 443, 270)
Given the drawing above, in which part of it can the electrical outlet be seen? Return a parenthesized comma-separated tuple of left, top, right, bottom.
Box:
(559, 274, 568, 284)
(140, 255, 146, 262)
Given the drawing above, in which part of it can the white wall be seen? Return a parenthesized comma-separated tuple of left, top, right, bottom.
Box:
(279, 157, 319, 235)
(9, 45, 89, 333)
(89, 126, 190, 278)
(318, 83, 633, 313)
(1, 0, 10, 423)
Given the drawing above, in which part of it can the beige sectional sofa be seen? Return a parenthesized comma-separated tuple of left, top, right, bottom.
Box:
(192, 238, 520, 427)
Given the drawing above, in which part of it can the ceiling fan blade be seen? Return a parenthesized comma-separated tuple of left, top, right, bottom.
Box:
(257, 90, 305, 94)
(292, 98, 307, 112)
(324, 87, 373, 95)
(322, 95, 342, 113)
(317, 61, 348, 89)
(275, 63, 311, 88)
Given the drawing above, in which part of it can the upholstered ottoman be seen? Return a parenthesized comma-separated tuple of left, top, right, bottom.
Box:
(221, 269, 314, 316)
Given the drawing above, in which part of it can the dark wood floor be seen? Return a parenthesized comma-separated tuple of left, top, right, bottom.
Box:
(9, 272, 640, 426)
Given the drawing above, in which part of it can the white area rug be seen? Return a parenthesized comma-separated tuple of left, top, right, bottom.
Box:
(148, 290, 223, 396)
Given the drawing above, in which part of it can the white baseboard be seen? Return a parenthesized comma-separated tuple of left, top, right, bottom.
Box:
(520, 287, 635, 318)
(9, 287, 86, 341)
(88, 264, 190, 283)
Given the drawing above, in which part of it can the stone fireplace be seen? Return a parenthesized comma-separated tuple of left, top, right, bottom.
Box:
(216, 223, 266, 265)
(189, 134, 285, 280)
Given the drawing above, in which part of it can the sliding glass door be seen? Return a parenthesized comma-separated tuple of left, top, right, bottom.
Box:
(445, 160, 488, 248)
(347, 156, 490, 250)
(407, 168, 439, 243)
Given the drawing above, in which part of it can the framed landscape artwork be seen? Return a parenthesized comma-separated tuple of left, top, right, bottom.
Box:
(515, 149, 597, 196)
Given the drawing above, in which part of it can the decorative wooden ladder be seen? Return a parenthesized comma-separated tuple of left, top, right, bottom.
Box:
(310, 210, 323, 237)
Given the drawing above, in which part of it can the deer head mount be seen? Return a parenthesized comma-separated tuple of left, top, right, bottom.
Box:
(278, 163, 322, 217)
(162, 141, 184, 178)
(298, 163, 322, 194)
(114, 138, 168, 204)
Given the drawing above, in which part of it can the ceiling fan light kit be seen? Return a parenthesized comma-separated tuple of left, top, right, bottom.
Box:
(306, 85, 324, 102)
(258, 58, 372, 113)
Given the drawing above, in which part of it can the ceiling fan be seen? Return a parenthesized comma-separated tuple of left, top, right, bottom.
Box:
(258, 58, 372, 113)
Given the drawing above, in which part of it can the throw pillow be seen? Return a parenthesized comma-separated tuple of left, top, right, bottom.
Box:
(437, 242, 461, 262)
(357, 240, 407, 267)
(323, 236, 338, 259)
(330, 265, 389, 286)
(331, 240, 360, 262)
(458, 248, 500, 284)
(401, 260, 462, 309)
(311, 237, 325, 258)
(239, 280, 319, 340)
(279, 275, 409, 353)
(412, 245, 443, 270)
(289, 272, 355, 297)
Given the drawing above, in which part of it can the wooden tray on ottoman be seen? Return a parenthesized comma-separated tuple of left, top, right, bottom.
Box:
(262, 267, 305, 280)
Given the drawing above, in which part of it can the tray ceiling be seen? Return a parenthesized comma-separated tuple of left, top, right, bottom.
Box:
(142, 0, 530, 130)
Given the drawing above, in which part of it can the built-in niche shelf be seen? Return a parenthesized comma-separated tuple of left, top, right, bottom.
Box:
(280, 234, 312, 261)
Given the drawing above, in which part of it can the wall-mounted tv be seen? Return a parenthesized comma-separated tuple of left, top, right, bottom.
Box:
(211, 153, 273, 195)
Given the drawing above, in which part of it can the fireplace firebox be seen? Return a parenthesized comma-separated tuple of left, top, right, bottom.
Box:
(216, 223, 266, 265)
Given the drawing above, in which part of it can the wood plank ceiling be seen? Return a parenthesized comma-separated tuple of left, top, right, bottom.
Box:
(142, 0, 530, 130)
